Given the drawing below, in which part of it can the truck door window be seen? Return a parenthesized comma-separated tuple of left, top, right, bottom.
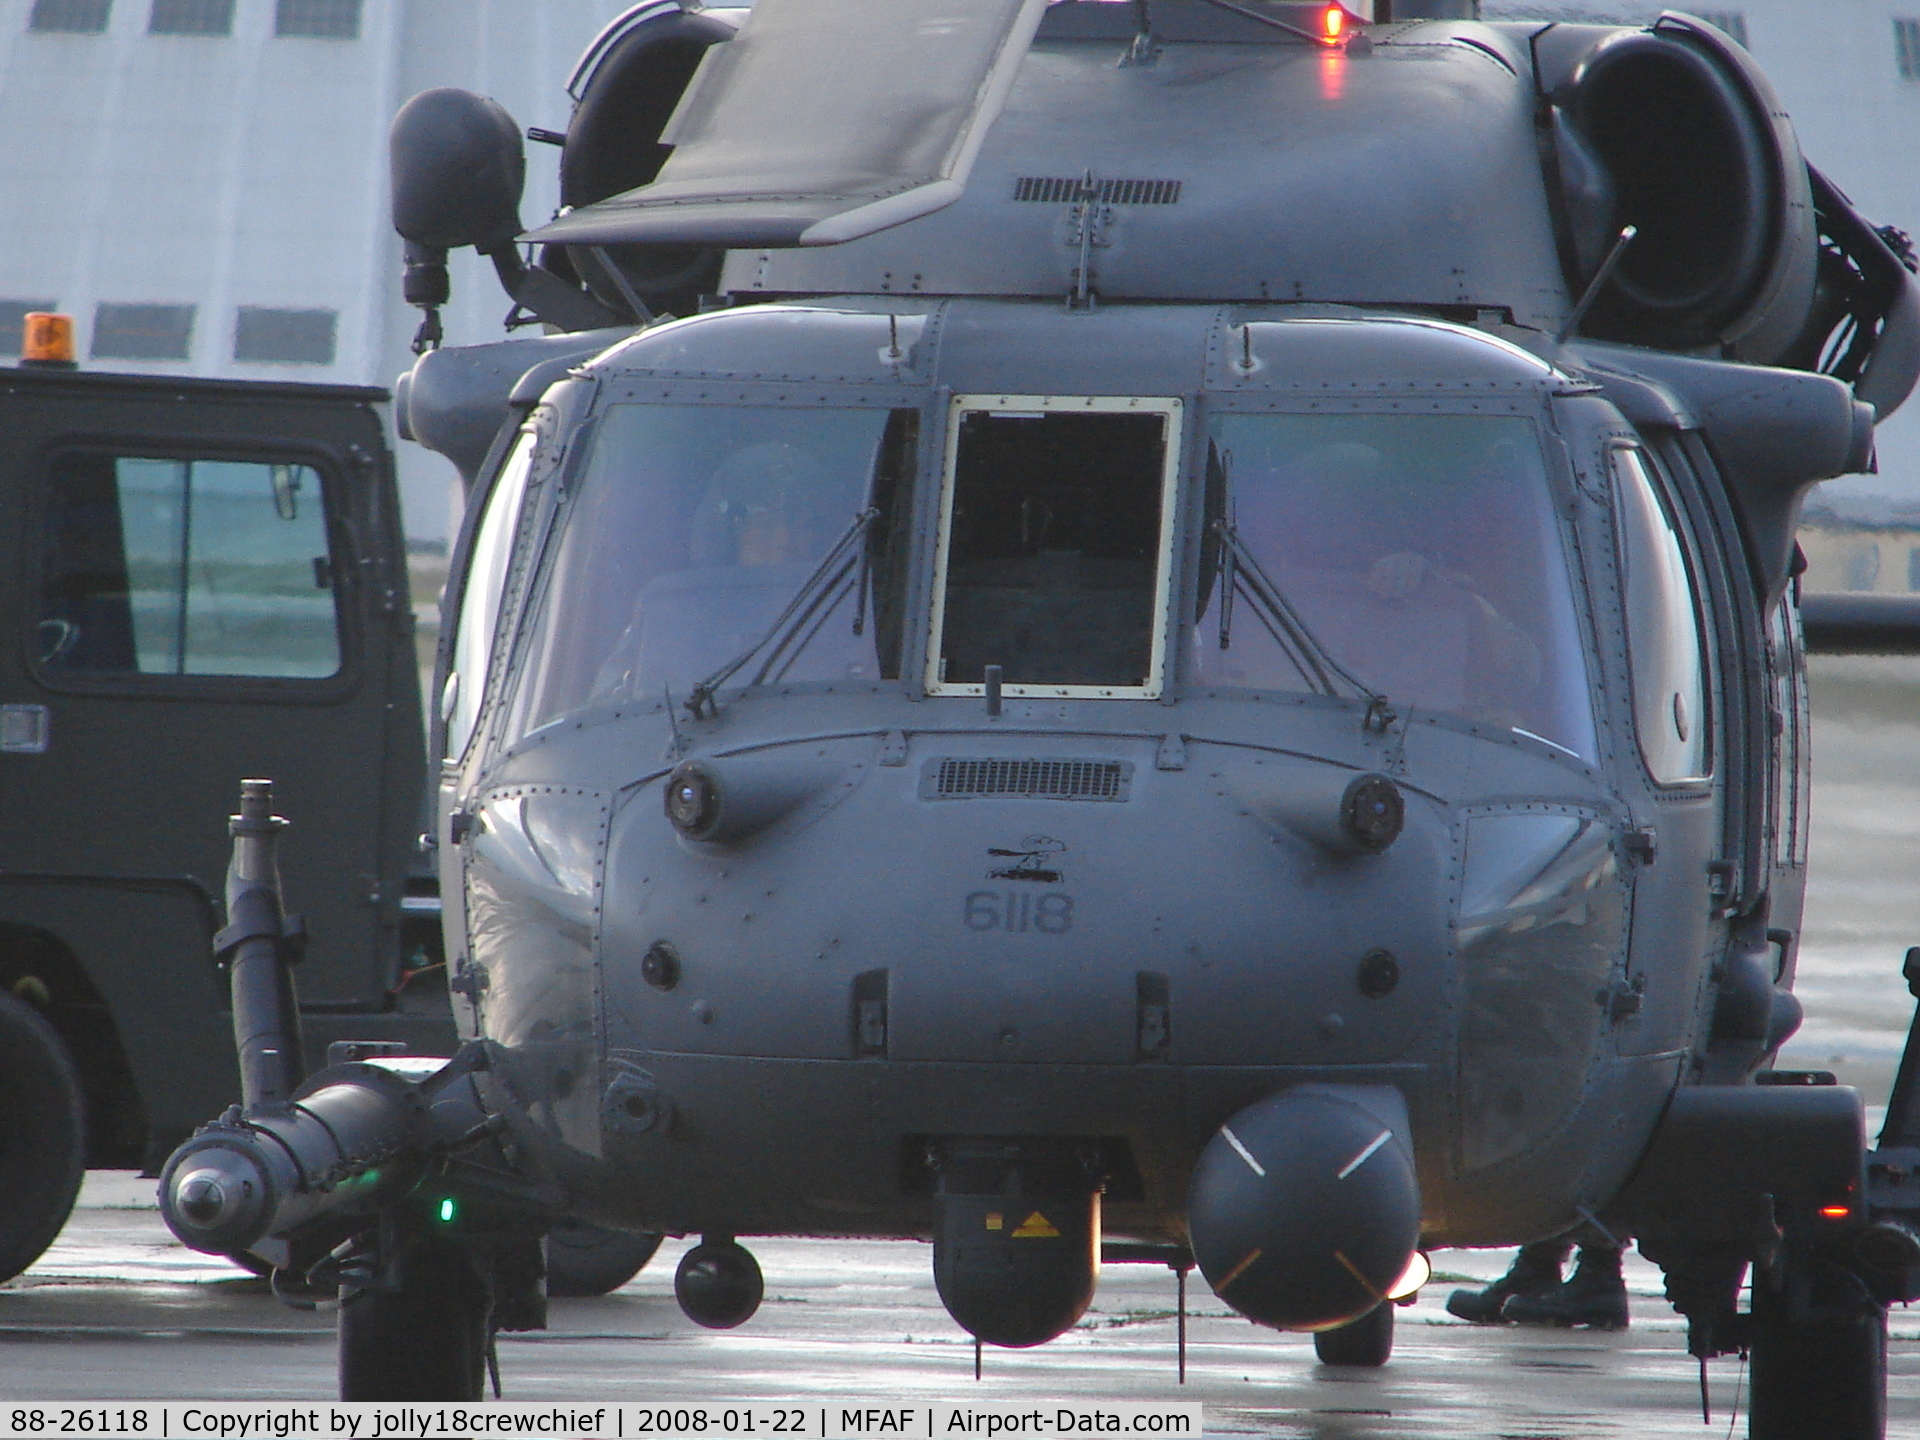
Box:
(1612, 445, 1710, 785)
(37, 452, 340, 678)
(926, 395, 1181, 699)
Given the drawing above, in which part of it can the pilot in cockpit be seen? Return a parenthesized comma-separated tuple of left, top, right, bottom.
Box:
(1260, 440, 1544, 729)
(687, 441, 816, 569)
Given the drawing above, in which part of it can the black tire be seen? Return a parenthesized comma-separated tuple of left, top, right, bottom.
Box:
(1748, 1260, 1886, 1440)
(0, 991, 85, 1284)
(546, 1220, 663, 1297)
(339, 1238, 490, 1400)
(1313, 1302, 1394, 1367)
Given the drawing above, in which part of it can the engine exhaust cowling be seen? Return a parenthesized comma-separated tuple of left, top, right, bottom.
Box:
(1187, 1086, 1419, 1332)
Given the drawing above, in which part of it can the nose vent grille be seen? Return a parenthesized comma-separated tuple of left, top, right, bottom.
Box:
(1013, 177, 1183, 206)
(925, 758, 1132, 802)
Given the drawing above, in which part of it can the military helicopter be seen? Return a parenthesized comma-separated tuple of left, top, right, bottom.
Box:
(155, 0, 1920, 1432)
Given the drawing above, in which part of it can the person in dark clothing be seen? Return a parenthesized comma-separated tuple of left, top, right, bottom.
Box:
(1446, 1238, 1631, 1330)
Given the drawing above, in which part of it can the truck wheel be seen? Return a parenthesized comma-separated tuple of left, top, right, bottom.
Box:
(546, 1220, 662, 1297)
(1748, 1260, 1885, 1440)
(338, 1238, 490, 1400)
(0, 991, 86, 1284)
(1312, 1301, 1393, 1366)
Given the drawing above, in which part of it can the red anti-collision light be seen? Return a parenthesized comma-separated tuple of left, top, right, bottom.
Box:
(1821, 1205, 1852, 1219)
(1324, 4, 1346, 41)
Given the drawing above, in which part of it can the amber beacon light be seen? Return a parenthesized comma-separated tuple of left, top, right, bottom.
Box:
(21, 312, 76, 369)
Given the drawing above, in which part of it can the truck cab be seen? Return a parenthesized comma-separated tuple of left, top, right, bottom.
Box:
(0, 345, 450, 1280)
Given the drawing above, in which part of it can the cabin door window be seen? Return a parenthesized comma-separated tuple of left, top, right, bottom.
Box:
(445, 429, 538, 759)
(926, 395, 1181, 699)
(1612, 446, 1710, 785)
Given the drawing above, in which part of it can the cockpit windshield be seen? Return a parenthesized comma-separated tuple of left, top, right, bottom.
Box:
(1192, 413, 1595, 760)
(509, 404, 915, 736)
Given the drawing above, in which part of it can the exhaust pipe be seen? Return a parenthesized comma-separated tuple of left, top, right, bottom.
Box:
(1186, 1086, 1419, 1331)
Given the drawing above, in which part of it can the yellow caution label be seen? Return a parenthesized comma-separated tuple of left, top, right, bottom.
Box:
(985, 1212, 1003, 1231)
(1011, 1211, 1060, 1238)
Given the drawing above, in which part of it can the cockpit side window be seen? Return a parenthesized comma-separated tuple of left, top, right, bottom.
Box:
(926, 395, 1182, 699)
(506, 403, 915, 735)
(1611, 445, 1710, 785)
(1192, 412, 1596, 760)
(444, 428, 538, 760)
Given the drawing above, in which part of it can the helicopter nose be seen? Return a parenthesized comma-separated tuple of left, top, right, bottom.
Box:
(1186, 1086, 1419, 1332)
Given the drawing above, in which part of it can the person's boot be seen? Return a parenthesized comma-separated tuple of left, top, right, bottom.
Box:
(1445, 1241, 1570, 1324)
(1501, 1242, 1630, 1330)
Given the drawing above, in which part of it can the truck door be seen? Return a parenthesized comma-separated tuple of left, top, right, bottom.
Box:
(0, 367, 427, 1163)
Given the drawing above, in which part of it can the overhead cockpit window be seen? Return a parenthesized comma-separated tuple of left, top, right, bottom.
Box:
(1192, 414, 1595, 760)
(509, 404, 915, 734)
(1612, 446, 1710, 785)
(926, 396, 1181, 699)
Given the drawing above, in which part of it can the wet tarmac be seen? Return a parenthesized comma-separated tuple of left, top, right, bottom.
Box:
(0, 1177, 1914, 1437)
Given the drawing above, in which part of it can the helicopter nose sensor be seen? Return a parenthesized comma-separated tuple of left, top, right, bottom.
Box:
(159, 1147, 274, 1254)
(929, 1139, 1102, 1348)
(1187, 1087, 1419, 1332)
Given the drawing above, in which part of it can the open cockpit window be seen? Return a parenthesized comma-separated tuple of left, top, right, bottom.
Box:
(1191, 413, 1595, 760)
(926, 395, 1182, 700)
(508, 404, 917, 736)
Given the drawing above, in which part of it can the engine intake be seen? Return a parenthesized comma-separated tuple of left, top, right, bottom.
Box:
(1551, 16, 1815, 362)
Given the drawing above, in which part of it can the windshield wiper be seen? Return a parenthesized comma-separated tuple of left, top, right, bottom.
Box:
(684, 508, 879, 720)
(1210, 516, 1395, 730)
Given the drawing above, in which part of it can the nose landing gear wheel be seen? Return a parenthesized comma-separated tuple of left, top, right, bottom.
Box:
(0, 992, 85, 1285)
(674, 1238, 763, 1328)
(339, 1238, 491, 1400)
(1748, 1260, 1886, 1440)
(1312, 1301, 1394, 1366)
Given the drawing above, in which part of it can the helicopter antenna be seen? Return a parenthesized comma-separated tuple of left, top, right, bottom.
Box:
(663, 686, 687, 754)
(1069, 169, 1100, 309)
(1189, 0, 1328, 46)
(1555, 224, 1638, 345)
(1122, 0, 1160, 65)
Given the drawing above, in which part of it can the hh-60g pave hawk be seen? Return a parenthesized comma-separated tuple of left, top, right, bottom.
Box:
(153, 0, 1920, 1431)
